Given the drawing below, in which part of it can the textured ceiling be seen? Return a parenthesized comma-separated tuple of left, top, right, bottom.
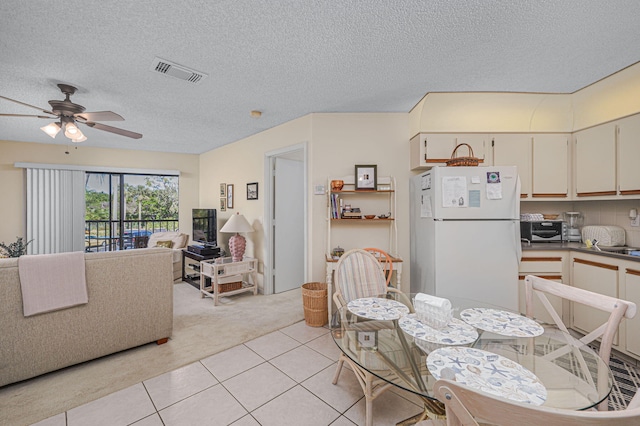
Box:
(1, 0, 640, 154)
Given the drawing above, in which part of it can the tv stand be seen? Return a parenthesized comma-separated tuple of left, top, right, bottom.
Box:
(182, 249, 221, 289)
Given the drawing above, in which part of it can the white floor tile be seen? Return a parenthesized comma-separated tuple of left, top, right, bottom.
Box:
(30, 413, 65, 426)
(67, 383, 155, 426)
(279, 320, 330, 343)
(223, 362, 296, 412)
(343, 388, 423, 426)
(306, 331, 343, 360)
(270, 345, 334, 383)
(244, 330, 300, 359)
(201, 343, 265, 382)
(329, 416, 358, 426)
(230, 414, 261, 425)
(144, 361, 218, 410)
(251, 385, 340, 426)
(131, 413, 164, 425)
(302, 364, 364, 413)
(159, 384, 248, 426)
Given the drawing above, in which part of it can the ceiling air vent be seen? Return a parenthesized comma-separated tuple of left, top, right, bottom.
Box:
(150, 57, 208, 84)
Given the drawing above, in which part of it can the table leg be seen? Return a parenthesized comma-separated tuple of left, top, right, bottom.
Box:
(326, 262, 333, 325)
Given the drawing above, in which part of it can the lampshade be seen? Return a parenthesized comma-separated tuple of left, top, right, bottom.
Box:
(64, 121, 81, 138)
(40, 122, 61, 138)
(71, 130, 87, 143)
(220, 212, 254, 233)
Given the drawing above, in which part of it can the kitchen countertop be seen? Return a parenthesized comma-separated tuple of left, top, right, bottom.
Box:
(522, 242, 640, 263)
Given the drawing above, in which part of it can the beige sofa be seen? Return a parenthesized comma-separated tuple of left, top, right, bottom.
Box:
(147, 231, 189, 281)
(0, 248, 174, 387)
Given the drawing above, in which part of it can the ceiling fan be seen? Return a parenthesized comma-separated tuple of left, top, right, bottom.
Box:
(0, 83, 142, 142)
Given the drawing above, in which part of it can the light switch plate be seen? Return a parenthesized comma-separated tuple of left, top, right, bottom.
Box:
(314, 185, 325, 195)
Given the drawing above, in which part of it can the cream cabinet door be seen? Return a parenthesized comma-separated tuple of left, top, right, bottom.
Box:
(492, 134, 531, 198)
(572, 257, 619, 343)
(617, 116, 640, 194)
(574, 123, 616, 196)
(625, 268, 640, 356)
(532, 134, 569, 198)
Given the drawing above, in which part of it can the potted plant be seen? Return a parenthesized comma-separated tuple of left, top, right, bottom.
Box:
(0, 237, 33, 258)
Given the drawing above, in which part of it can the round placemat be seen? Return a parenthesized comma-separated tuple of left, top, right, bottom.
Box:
(460, 308, 544, 337)
(347, 297, 410, 320)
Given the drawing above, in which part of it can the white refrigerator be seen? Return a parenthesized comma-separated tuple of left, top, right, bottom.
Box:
(410, 166, 521, 311)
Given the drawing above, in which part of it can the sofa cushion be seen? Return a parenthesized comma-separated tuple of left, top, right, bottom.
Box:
(149, 231, 188, 249)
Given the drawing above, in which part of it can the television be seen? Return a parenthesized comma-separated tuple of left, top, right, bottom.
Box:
(192, 208, 217, 247)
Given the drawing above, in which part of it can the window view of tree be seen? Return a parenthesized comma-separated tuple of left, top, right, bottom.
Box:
(85, 173, 179, 251)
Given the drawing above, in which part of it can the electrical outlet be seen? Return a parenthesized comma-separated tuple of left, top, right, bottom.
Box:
(632, 215, 640, 227)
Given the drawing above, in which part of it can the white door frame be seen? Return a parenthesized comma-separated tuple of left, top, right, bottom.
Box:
(263, 142, 308, 294)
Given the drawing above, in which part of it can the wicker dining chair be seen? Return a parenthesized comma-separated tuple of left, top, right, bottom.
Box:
(331, 248, 412, 426)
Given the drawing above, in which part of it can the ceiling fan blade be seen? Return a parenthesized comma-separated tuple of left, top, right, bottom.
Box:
(0, 95, 56, 116)
(83, 121, 142, 139)
(75, 111, 124, 122)
(0, 113, 55, 119)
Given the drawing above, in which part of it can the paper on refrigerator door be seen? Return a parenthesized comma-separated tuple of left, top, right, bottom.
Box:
(442, 176, 467, 208)
(421, 193, 432, 217)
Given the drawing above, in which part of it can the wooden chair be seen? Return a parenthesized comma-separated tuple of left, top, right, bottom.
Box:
(523, 274, 637, 410)
(331, 248, 411, 426)
(363, 247, 393, 286)
(417, 378, 640, 426)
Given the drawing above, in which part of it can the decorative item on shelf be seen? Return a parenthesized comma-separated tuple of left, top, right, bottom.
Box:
(331, 180, 344, 191)
(341, 206, 362, 219)
(331, 246, 345, 259)
(220, 212, 254, 262)
(364, 215, 376, 219)
(247, 182, 258, 200)
(378, 212, 391, 219)
(355, 164, 377, 190)
(446, 143, 479, 167)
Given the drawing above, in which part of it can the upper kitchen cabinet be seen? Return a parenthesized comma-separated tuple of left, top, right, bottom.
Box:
(491, 134, 531, 198)
(531, 134, 569, 198)
(617, 115, 640, 195)
(574, 123, 617, 197)
(410, 133, 488, 170)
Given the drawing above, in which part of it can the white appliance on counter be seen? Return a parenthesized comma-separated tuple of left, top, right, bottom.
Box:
(410, 166, 521, 311)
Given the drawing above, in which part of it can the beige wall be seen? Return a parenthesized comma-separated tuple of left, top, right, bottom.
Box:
(0, 140, 199, 245)
(198, 113, 412, 291)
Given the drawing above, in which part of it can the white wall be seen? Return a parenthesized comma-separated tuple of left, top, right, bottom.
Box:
(199, 113, 412, 291)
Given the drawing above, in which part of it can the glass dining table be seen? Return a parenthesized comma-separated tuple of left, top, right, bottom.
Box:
(331, 293, 613, 423)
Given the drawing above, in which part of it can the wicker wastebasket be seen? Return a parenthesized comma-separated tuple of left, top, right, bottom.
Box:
(301, 282, 328, 327)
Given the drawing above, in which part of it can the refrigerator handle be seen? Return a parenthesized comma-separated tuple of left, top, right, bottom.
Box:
(514, 220, 522, 261)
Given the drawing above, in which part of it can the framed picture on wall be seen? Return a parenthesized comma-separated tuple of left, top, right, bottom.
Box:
(220, 183, 227, 197)
(355, 164, 377, 190)
(247, 182, 258, 200)
(227, 184, 234, 209)
(220, 197, 226, 211)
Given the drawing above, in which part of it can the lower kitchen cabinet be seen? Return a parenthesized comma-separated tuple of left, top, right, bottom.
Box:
(518, 251, 566, 324)
(625, 267, 640, 356)
(571, 255, 619, 345)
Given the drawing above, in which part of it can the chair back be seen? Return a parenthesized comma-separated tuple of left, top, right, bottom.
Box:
(524, 274, 637, 364)
(363, 247, 393, 286)
(334, 249, 387, 307)
(433, 379, 640, 425)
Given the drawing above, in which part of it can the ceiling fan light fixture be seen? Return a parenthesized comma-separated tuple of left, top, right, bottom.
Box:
(40, 122, 61, 138)
(64, 121, 80, 138)
(71, 131, 87, 143)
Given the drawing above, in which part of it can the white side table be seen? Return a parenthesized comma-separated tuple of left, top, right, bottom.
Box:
(200, 256, 258, 305)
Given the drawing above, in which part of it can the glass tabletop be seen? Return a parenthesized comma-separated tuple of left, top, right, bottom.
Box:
(331, 293, 613, 411)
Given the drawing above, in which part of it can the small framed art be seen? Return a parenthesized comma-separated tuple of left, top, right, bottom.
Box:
(355, 164, 377, 190)
(247, 182, 258, 200)
(220, 183, 227, 197)
(219, 197, 226, 211)
(227, 184, 234, 209)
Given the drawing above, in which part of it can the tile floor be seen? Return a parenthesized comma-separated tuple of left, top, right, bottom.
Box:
(32, 321, 424, 426)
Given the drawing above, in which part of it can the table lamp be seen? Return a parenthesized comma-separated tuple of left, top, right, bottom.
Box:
(220, 212, 254, 262)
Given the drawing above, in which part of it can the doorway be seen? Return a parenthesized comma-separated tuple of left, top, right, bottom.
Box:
(264, 143, 307, 294)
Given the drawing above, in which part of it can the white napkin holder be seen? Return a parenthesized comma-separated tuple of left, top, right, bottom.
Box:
(414, 293, 452, 329)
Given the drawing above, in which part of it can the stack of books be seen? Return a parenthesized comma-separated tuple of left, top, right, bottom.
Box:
(341, 207, 362, 219)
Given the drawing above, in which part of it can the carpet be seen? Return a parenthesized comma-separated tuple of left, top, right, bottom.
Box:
(0, 283, 305, 426)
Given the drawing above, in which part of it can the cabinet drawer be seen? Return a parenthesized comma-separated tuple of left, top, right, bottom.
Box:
(519, 257, 563, 274)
